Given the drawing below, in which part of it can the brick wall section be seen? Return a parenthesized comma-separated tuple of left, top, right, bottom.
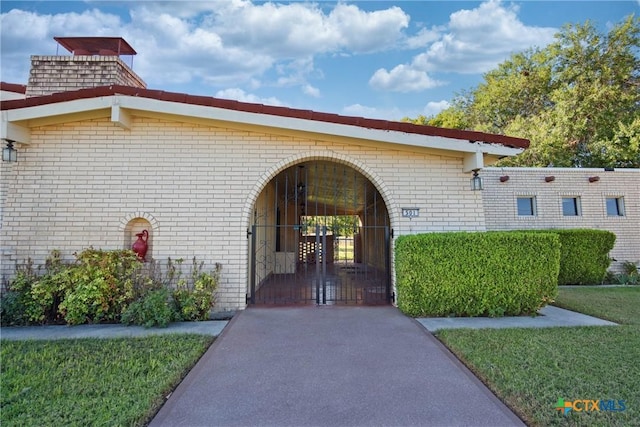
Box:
(482, 167, 640, 272)
(25, 55, 146, 97)
(0, 117, 484, 310)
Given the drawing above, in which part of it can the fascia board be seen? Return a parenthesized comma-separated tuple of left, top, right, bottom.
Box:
(3, 97, 112, 122)
(4, 95, 524, 157)
(117, 96, 524, 157)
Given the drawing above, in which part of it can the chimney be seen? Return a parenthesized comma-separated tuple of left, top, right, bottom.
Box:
(25, 37, 146, 98)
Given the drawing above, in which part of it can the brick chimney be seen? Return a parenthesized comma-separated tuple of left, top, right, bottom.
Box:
(25, 37, 146, 98)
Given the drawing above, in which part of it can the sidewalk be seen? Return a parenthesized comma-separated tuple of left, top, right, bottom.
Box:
(0, 320, 228, 341)
(0, 305, 616, 341)
(417, 305, 617, 332)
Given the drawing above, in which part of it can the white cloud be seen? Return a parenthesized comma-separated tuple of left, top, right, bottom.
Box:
(342, 100, 451, 121)
(369, 64, 444, 92)
(369, 0, 558, 93)
(326, 4, 409, 53)
(0, 1, 410, 93)
(0, 8, 123, 82)
(404, 27, 442, 49)
(342, 103, 413, 121)
(303, 84, 321, 98)
(423, 100, 450, 116)
(214, 88, 286, 107)
(414, 0, 556, 74)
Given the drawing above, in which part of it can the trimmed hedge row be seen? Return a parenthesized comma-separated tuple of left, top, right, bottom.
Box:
(514, 229, 616, 285)
(395, 231, 560, 317)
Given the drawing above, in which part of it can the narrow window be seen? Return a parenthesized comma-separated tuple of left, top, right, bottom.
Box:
(562, 197, 580, 216)
(606, 197, 625, 216)
(517, 197, 536, 216)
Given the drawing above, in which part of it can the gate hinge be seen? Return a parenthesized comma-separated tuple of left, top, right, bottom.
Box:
(246, 228, 252, 239)
(391, 228, 394, 239)
(391, 292, 396, 303)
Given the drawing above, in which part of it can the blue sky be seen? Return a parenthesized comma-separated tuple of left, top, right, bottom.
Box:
(1, 1, 638, 120)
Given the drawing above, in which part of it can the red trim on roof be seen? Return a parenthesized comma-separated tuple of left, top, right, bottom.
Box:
(0, 85, 529, 149)
(1, 82, 27, 94)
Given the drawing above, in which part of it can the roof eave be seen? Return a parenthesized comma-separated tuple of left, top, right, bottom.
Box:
(1, 93, 525, 157)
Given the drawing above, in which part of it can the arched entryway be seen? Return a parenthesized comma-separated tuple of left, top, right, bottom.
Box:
(248, 160, 391, 305)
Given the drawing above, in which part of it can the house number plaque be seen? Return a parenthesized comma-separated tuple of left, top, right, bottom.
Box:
(401, 208, 420, 218)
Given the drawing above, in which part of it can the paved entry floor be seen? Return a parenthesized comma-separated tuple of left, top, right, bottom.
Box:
(150, 306, 524, 427)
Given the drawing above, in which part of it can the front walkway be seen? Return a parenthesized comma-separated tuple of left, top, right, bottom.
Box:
(418, 305, 617, 332)
(149, 306, 524, 427)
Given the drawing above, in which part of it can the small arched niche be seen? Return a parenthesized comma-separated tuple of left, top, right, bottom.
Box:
(124, 218, 153, 261)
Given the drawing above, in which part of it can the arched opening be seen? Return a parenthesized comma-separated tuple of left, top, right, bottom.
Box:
(124, 218, 153, 261)
(248, 160, 391, 305)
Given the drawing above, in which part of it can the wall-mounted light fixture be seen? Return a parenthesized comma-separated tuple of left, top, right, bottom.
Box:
(2, 140, 17, 162)
(499, 175, 510, 182)
(545, 176, 555, 182)
(588, 176, 600, 183)
(470, 169, 483, 191)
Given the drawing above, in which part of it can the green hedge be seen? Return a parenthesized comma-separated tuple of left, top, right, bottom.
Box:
(395, 232, 560, 317)
(514, 229, 616, 285)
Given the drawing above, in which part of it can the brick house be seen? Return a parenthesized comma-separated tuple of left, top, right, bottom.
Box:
(1, 38, 637, 312)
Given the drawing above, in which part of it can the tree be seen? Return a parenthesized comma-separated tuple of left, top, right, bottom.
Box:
(419, 15, 640, 168)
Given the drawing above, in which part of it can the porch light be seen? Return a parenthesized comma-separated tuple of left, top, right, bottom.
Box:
(2, 140, 17, 162)
(470, 169, 483, 191)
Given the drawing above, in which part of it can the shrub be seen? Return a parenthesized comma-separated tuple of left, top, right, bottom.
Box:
(609, 261, 640, 285)
(3, 250, 221, 326)
(395, 231, 560, 317)
(172, 259, 221, 321)
(554, 229, 616, 285)
(121, 288, 174, 328)
(1, 260, 39, 326)
(58, 249, 140, 325)
(519, 229, 616, 285)
(1, 252, 69, 325)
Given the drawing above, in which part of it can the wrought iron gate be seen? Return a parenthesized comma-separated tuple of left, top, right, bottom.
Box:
(249, 224, 391, 305)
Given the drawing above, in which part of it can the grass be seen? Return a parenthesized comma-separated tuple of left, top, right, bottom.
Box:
(0, 334, 214, 427)
(554, 286, 640, 325)
(437, 287, 640, 427)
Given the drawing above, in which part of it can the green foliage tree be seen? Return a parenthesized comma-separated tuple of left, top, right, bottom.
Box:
(418, 15, 640, 168)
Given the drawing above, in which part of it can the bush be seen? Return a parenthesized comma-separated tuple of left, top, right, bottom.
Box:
(121, 288, 174, 328)
(395, 231, 560, 317)
(2, 249, 221, 326)
(608, 261, 640, 285)
(518, 229, 616, 285)
(172, 259, 221, 321)
(554, 229, 616, 285)
(57, 249, 140, 325)
(0, 252, 68, 326)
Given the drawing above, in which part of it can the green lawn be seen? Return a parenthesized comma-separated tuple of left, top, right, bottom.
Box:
(0, 334, 214, 427)
(554, 286, 640, 325)
(437, 287, 640, 427)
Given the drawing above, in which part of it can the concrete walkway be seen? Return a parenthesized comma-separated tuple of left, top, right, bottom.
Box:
(0, 320, 228, 341)
(418, 305, 617, 332)
(150, 306, 524, 427)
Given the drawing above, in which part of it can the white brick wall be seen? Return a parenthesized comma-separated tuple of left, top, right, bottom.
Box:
(482, 167, 640, 272)
(1, 116, 483, 309)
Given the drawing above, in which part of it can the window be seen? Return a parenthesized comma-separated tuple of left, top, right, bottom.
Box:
(517, 197, 536, 216)
(606, 197, 625, 216)
(562, 197, 580, 216)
